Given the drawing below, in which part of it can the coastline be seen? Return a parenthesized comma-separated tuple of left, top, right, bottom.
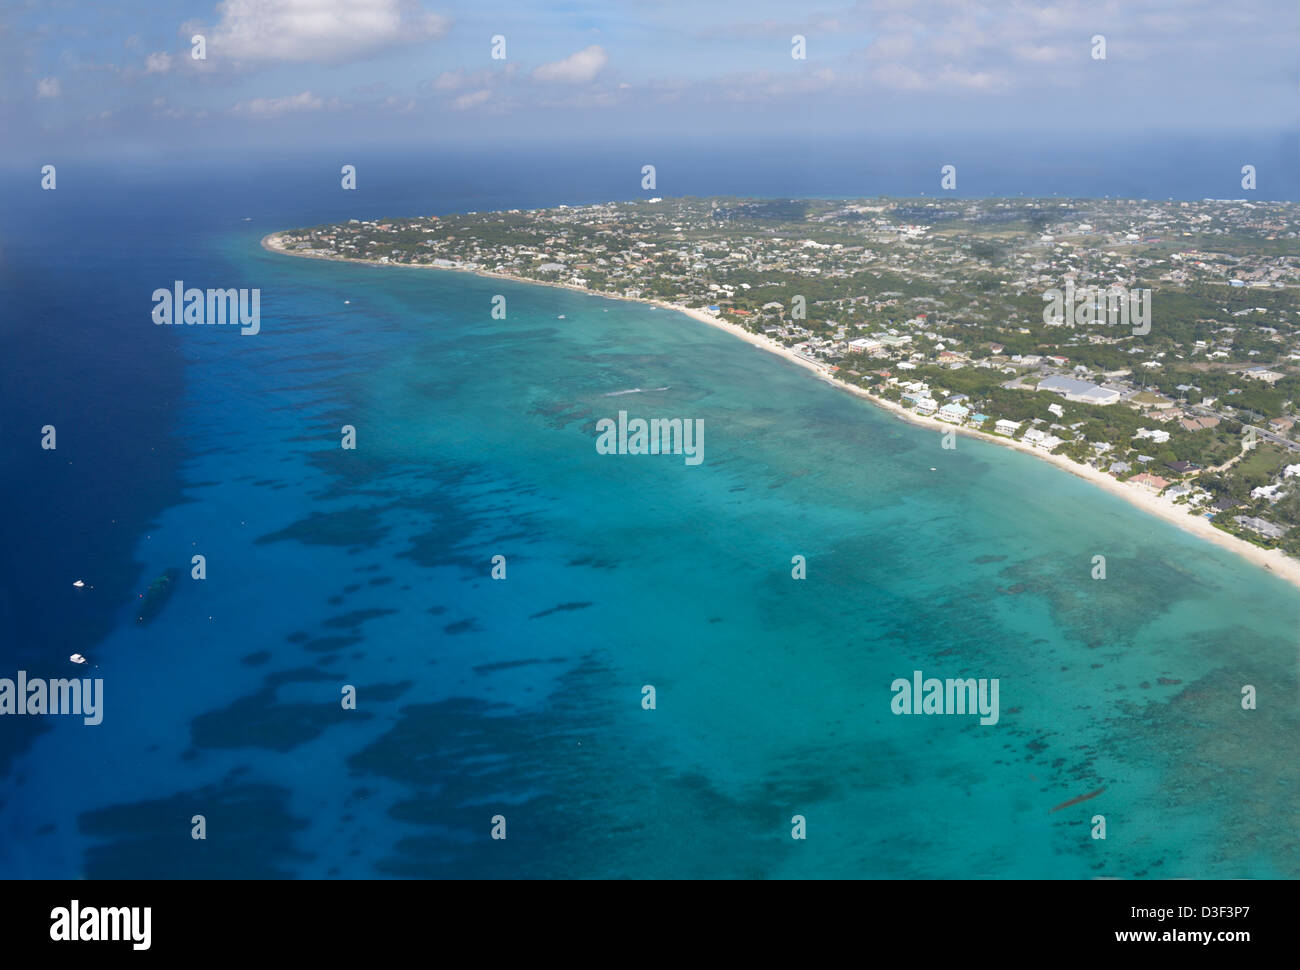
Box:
(261, 232, 1300, 593)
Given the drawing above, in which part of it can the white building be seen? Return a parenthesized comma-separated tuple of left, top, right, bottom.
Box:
(1134, 427, 1171, 444)
(1023, 428, 1064, 450)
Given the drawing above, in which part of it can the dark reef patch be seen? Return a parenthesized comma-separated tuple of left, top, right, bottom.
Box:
(189, 667, 374, 752)
(254, 507, 389, 548)
(323, 608, 398, 630)
(528, 601, 593, 620)
(472, 657, 567, 675)
(443, 619, 482, 635)
(78, 781, 310, 878)
(304, 635, 364, 654)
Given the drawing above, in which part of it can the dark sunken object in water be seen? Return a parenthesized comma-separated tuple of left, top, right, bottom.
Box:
(135, 567, 181, 625)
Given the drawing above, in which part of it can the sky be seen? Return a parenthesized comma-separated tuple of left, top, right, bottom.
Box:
(3, 0, 1299, 163)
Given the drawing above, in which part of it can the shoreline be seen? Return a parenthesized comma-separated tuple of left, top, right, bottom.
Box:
(261, 232, 1300, 593)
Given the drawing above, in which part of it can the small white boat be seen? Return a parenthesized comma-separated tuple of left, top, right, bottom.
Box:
(70, 654, 86, 664)
(557, 314, 566, 319)
(72, 579, 85, 588)
(344, 300, 350, 305)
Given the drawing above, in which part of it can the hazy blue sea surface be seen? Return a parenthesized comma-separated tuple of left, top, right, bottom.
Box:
(1, 146, 1297, 878)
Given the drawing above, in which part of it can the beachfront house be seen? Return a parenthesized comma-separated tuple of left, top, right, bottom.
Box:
(994, 419, 1021, 437)
(1130, 473, 1171, 493)
(1235, 516, 1289, 539)
(1022, 429, 1063, 450)
(937, 403, 970, 424)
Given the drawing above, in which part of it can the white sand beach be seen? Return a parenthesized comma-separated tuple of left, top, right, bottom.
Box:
(262, 232, 1300, 593)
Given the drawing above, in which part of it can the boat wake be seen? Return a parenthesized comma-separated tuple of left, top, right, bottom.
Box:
(604, 386, 670, 397)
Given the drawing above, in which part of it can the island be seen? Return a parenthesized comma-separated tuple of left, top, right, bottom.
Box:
(265, 195, 1300, 585)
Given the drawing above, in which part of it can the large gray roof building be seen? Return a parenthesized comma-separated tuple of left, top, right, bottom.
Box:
(1037, 375, 1121, 406)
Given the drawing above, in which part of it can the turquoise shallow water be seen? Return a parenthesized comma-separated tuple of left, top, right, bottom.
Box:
(3, 229, 1298, 879)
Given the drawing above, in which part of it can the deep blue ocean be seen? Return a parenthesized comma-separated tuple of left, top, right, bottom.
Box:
(2, 134, 1298, 878)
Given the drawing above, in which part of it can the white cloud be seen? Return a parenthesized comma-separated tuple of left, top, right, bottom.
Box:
(532, 45, 608, 83)
(153, 98, 196, 120)
(231, 90, 324, 117)
(856, 0, 1124, 95)
(452, 88, 491, 110)
(207, 0, 450, 63)
(144, 52, 173, 74)
(433, 70, 466, 91)
(37, 77, 61, 98)
(868, 33, 915, 61)
(1014, 44, 1068, 63)
(937, 66, 1004, 91)
(870, 61, 1005, 93)
(871, 63, 929, 91)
